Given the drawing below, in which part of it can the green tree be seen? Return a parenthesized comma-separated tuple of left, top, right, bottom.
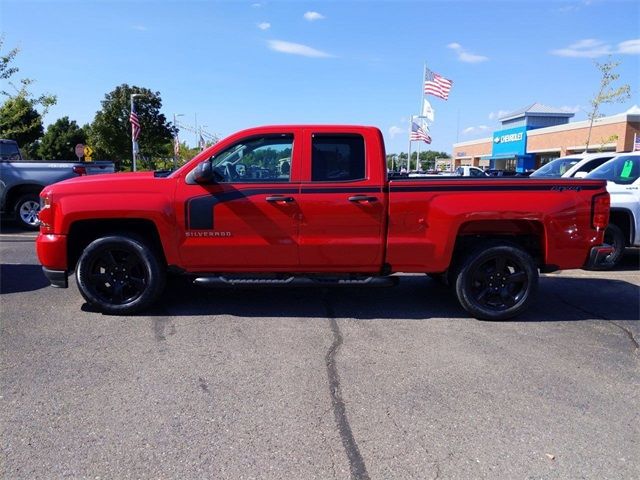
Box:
(585, 57, 631, 151)
(0, 94, 43, 157)
(88, 84, 174, 170)
(37, 116, 87, 160)
(0, 36, 57, 156)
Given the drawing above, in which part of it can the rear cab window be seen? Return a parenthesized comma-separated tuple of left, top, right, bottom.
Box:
(311, 134, 365, 182)
(587, 155, 640, 185)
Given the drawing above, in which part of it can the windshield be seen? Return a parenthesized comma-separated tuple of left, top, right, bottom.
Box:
(586, 155, 640, 185)
(530, 157, 580, 178)
(0, 142, 21, 161)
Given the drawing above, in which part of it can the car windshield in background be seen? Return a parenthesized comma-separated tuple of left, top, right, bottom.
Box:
(586, 155, 640, 185)
(530, 157, 580, 177)
(0, 142, 21, 160)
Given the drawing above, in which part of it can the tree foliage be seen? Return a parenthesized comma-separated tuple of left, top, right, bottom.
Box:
(0, 95, 43, 157)
(37, 116, 86, 160)
(0, 36, 56, 158)
(88, 84, 174, 169)
(585, 57, 631, 150)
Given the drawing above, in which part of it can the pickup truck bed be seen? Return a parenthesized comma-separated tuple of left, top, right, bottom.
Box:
(35, 125, 611, 320)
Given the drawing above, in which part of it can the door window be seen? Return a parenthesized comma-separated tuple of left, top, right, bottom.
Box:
(311, 135, 365, 182)
(209, 134, 293, 182)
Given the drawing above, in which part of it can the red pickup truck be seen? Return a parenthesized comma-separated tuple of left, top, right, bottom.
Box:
(36, 125, 612, 320)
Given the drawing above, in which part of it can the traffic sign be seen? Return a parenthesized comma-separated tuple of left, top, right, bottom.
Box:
(83, 146, 94, 159)
(75, 143, 84, 160)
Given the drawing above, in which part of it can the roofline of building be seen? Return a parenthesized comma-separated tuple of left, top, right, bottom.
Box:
(452, 137, 492, 148)
(527, 112, 640, 136)
(499, 111, 574, 122)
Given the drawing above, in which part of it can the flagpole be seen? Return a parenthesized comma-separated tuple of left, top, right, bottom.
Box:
(407, 116, 412, 174)
(416, 62, 428, 171)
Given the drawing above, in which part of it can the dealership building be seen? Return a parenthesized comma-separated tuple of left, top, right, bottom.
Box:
(452, 103, 640, 172)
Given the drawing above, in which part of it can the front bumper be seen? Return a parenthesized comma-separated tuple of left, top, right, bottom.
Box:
(584, 244, 614, 270)
(42, 267, 68, 288)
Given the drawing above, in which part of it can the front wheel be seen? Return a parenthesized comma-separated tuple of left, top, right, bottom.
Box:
(14, 194, 41, 230)
(76, 235, 165, 314)
(454, 243, 538, 321)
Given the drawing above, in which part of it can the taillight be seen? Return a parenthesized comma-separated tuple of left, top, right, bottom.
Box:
(591, 192, 610, 230)
(73, 165, 87, 176)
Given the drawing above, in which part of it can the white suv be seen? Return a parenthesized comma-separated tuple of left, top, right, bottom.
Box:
(586, 152, 640, 268)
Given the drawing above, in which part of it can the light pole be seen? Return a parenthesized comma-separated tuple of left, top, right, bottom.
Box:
(130, 93, 144, 171)
(173, 113, 184, 169)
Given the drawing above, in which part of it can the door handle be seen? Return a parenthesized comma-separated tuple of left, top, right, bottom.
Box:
(266, 195, 295, 203)
(348, 195, 378, 203)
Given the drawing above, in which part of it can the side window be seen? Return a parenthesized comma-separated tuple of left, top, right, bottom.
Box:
(211, 134, 293, 183)
(311, 134, 365, 182)
(471, 168, 482, 177)
(576, 157, 612, 174)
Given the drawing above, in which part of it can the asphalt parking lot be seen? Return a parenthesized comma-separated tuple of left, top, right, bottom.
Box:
(1, 225, 639, 479)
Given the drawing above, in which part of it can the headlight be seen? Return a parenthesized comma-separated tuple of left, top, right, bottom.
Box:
(38, 192, 53, 233)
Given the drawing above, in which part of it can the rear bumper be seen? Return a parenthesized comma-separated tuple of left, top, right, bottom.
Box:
(42, 267, 68, 288)
(584, 244, 614, 270)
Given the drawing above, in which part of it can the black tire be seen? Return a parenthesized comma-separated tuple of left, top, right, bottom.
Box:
(75, 235, 165, 315)
(454, 242, 538, 321)
(14, 194, 41, 230)
(595, 224, 626, 270)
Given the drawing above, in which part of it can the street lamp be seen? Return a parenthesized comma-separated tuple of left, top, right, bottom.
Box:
(173, 113, 184, 169)
(130, 93, 145, 171)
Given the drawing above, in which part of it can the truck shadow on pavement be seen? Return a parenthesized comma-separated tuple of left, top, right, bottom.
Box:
(137, 275, 640, 322)
(0, 264, 49, 294)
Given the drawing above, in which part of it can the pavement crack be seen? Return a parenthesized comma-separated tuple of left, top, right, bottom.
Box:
(322, 293, 370, 480)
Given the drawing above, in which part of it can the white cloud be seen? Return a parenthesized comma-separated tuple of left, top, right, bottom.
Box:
(551, 38, 640, 58)
(268, 40, 333, 58)
(447, 42, 488, 63)
(488, 110, 510, 121)
(389, 126, 404, 138)
(462, 125, 490, 135)
(304, 11, 326, 21)
(252, 3, 261, 7)
(257, 22, 271, 30)
(551, 38, 611, 57)
(132, 25, 148, 31)
(618, 39, 640, 55)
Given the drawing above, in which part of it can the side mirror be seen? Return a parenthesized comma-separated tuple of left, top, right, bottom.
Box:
(573, 171, 588, 179)
(193, 161, 213, 183)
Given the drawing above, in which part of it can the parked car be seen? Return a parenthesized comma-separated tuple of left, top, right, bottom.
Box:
(0, 139, 115, 229)
(486, 169, 517, 177)
(453, 166, 487, 177)
(530, 153, 616, 179)
(586, 152, 640, 268)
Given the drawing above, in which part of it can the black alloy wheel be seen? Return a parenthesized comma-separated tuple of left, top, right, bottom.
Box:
(76, 236, 165, 314)
(455, 243, 538, 320)
(599, 224, 626, 269)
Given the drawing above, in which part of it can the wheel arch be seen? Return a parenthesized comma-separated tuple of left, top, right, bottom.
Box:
(609, 208, 634, 247)
(67, 218, 167, 271)
(3, 183, 44, 213)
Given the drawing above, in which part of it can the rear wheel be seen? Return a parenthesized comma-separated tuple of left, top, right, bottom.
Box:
(14, 194, 41, 230)
(596, 224, 626, 270)
(454, 243, 538, 320)
(76, 235, 165, 314)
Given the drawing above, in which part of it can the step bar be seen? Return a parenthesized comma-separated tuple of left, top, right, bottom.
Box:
(193, 275, 399, 288)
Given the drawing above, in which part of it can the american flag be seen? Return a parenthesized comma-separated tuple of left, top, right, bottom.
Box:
(634, 133, 640, 152)
(174, 135, 180, 156)
(130, 109, 141, 141)
(410, 121, 431, 144)
(424, 68, 453, 100)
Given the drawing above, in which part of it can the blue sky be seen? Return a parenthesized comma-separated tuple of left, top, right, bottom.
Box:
(1, 0, 639, 155)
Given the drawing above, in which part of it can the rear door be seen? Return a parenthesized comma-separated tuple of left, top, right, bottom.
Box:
(296, 128, 386, 272)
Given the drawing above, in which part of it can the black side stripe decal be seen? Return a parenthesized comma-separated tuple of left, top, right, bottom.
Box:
(186, 188, 298, 230)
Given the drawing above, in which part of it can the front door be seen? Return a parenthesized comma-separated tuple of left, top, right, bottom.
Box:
(175, 132, 301, 271)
